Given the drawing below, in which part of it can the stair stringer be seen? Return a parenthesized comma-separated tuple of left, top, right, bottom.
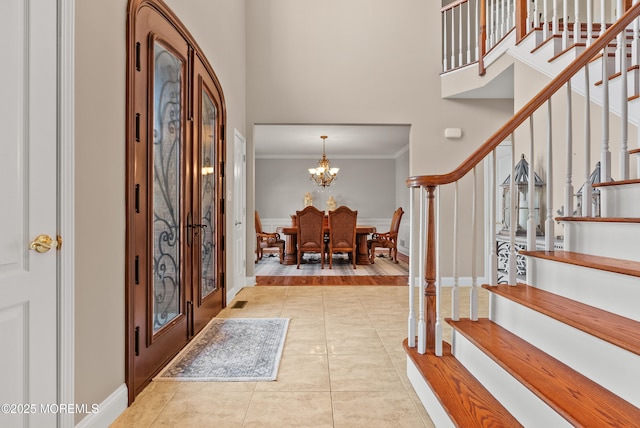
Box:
(406, 358, 455, 428)
(489, 292, 640, 407)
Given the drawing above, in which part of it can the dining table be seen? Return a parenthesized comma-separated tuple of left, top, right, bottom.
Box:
(280, 225, 377, 265)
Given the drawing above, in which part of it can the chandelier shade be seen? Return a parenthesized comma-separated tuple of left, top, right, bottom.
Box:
(308, 135, 339, 188)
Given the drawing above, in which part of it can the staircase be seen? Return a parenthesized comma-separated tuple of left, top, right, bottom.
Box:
(405, 4, 640, 427)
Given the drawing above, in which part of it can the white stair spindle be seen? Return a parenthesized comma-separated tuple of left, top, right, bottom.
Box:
(527, 0, 532, 33)
(565, 81, 574, 217)
(527, 116, 536, 251)
(544, 0, 550, 38)
(583, 64, 593, 217)
(587, 0, 593, 46)
(616, 0, 623, 72)
(467, 0, 472, 63)
(408, 187, 416, 348)
(621, 27, 630, 180)
(563, 0, 569, 49)
(546, 100, 555, 249)
(470, 167, 479, 321)
(509, 134, 518, 285)
(633, 0, 640, 65)
(534, 0, 540, 29)
(600, 0, 606, 37)
(575, 0, 581, 43)
(418, 186, 426, 354)
(452, 181, 460, 321)
(475, 0, 480, 60)
(490, 149, 498, 285)
(435, 187, 442, 357)
(553, 0, 559, 36)
(602, 44, 612, 182)
(443, 10, 449, 71)
(459, 3, 464, 66)
(451, 8, 457, 69)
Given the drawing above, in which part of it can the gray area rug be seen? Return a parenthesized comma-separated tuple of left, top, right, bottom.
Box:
(154, 318, 289, 382)
(255, 253, 409, 276)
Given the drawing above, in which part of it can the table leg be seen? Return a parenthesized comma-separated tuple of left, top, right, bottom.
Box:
(356, 233, 371, 265)
(283, 234, 298, 265)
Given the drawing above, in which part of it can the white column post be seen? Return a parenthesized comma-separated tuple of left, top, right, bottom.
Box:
(418, 186, 426, 354)
(565, 81, 574, 217)
(527, 117, 536, 251)
(470, 168, 479, 321)
(408, 187, 416, 348)
(602, 44, 612, 182)
(583, 65, 593, 216)
(509, 135, 518, 284)
(546, 100, 555, 249)
(451, 182, 460, 321)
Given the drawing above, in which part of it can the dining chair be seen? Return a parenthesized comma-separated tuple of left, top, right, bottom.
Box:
(295, 205, 325, 269)
(368, 207, 404, 263)
(327, 206, 358, 269)
(255, 210, 285, 263)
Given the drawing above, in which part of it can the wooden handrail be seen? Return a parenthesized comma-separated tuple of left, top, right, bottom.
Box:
(408, 2, 640, 189)
(441, 0, 470, 13)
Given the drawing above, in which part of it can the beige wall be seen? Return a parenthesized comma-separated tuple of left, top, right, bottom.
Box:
(74, 0, 246, 417)
(246, 0, 513, 277)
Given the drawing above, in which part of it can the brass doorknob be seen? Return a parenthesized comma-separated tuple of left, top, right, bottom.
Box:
(29, 234, 61, 253)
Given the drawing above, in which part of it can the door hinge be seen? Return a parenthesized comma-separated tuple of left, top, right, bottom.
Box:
(220, 198, 225, 215)
(220, 161, 225, 178)
(220, 272, 225, 289)
(221, 235, 225, 252)
(134, 326, 140, 356)
(221, 124, 225, 141)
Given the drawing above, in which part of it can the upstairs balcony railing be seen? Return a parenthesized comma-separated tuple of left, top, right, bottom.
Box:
(442, 0, 625, 74)
(412, 2, 640, 355)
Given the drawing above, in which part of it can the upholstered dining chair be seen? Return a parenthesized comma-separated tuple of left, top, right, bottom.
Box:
(255, 210, 285, 263)
(327, 206, 358, 269)
(295, 205, 326, 269)
(368, 207, 404, 263)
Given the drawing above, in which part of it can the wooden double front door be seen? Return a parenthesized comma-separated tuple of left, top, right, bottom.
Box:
(126, 0, 226, 402)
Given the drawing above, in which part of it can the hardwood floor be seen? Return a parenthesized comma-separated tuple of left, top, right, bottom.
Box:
(256, 275, 408, 286)
(255, 251, 409, 286)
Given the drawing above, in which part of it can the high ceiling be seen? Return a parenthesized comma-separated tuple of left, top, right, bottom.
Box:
(253, 124, 411, 159)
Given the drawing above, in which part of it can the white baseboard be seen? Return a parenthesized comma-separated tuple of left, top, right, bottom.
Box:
(75, 383, 128, 428)
(409, 276, 489, 288)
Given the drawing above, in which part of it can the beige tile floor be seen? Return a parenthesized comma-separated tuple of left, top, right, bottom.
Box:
(111, 285, 489, 427)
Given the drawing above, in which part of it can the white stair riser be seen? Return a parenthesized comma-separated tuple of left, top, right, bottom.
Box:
(562, 221, 640, 260)
(601, 183, 640, 217)
(406, 358, 455, 428)
(490, 293, 640, 407)
(526, 257, 640, 321)
(451, 330, 572, 427)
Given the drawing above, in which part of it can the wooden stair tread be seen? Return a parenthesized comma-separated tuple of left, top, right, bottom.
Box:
(593, 178, 640, 187)
(556, 216, 640, 223)
(519, 250, 640, 278)
(448, 318, 640, 427)
(403, 339, 522, 427)
(481, 284, 640, 355)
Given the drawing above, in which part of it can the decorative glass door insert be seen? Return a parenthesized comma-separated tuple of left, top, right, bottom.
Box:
(200, 91, 217, 299)
(152, 42, 182, 332)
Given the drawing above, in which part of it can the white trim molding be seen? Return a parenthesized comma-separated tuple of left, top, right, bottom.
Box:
(74, 384, 128, 428)
(59, 0, 75, 426)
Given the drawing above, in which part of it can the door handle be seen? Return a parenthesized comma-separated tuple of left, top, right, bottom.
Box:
(235, 221, 242, 226)
(29, 234, 62, 253)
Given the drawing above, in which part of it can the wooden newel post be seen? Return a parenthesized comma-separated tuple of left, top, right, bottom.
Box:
(425, 186, 437, 351)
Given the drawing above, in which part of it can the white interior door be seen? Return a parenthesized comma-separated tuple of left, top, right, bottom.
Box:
(233, 130, 247, 295)
(0, 1, 58, 426)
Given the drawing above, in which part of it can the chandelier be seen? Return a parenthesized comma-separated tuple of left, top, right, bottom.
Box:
(308, 135, 339, 188)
